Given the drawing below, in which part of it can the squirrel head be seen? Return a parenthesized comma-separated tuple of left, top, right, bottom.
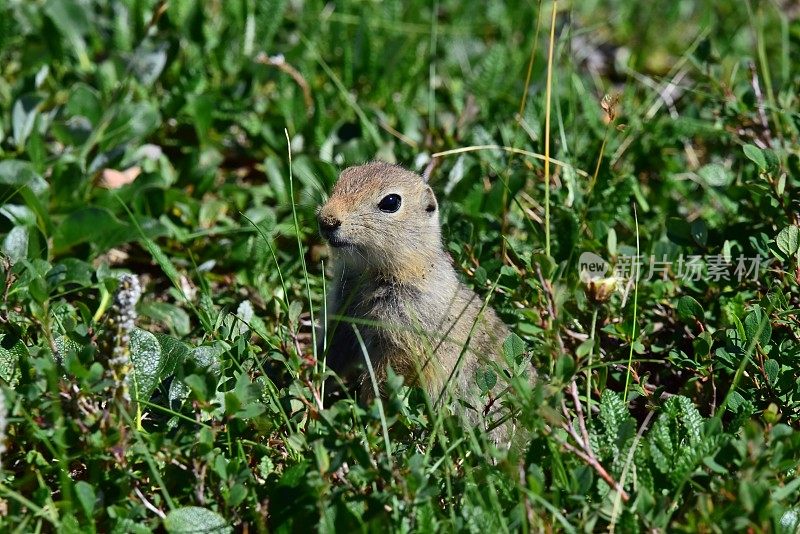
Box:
(318, 162, 442, 280)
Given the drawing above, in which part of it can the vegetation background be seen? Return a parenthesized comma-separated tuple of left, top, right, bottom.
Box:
(1, 0, 799, 531)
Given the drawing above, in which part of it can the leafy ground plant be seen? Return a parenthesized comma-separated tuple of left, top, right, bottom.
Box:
(1, 0, 800, 532)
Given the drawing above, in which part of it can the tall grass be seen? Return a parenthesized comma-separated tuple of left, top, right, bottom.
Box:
(543, 0, 558, 258)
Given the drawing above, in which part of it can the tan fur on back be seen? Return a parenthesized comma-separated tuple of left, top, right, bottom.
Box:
(317, 162, 512, 439)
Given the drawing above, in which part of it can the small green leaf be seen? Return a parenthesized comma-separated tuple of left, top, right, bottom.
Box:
(74, 481, 96, 517)
(46, 259, 94, 289)
(690, 219, 708, 246)
(130, 42, 168, 86)
(607, 227, 617, 256)
(11, 95, 41, 149)
(473, 266, 487, 286)
(698, 163, 731, 187)
(234, 300, 255, 336)
(555, 354, 575, 381)
(776, 226, 799, 257)
(774, 479, 800, 502)
(648, 396, 708, 484)
(129, 328, 162, 402)
(66, 83, 101, 124)
(677, 296, 704, 323)
(776, 173, 786, 196)
(702, 456, 728, 475)
(312, 440, 330, 474)
(0, 160, 49, 195)
(288, 300, 303, 326)
(236, 402, 266, 420)
(183, 374, 208, 402)
(475, 368, 497, 393)
(191, 345, 223, 369)
(0, 334, 27, 386)
(502, 333, 525, 364)
(727, 391, 746, 412)
(55, 335, 82, 361)
(2, 226, 29, 263)
(763, 149, 780, 174)
(44, 0, 91, 36)
(576, 339, 595, 358)
(164, 507, 231, 534)
(743, 144, 767, 170)
(154, 333, 190, 379)
(693, 331, 712, 358)
(743, 307, 772, 347)
(29, 275, 49, 304)
(764, 359, 779, 387)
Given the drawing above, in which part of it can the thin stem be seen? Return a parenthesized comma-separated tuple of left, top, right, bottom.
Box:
(587, 126, 610, 197)
(543, 0, 558, 257)
(320, 258, 328, 403)
(433, 144, 588, 177)
(518, 1, 544, 117)
(754, 3, 782, 142)
(92, 283, 112, 323)
(608, 410, 655, 532)
(715, 306, 773, 418)
(352, 325, 393, 466)
(428, 0, 439, 130)
(622, 204, 640, 404)
(285, 129, 318, 366)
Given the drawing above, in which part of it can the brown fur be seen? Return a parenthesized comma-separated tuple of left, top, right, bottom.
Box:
(317, 162, 512, 437)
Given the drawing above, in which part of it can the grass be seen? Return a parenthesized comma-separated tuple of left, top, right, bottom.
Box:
(543, 0, 558, 258)
(1, 0, 800, 532)
(622, 204, 639, 404)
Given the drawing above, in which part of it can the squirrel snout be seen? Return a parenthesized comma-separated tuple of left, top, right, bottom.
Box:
(318, 215, 342, 239)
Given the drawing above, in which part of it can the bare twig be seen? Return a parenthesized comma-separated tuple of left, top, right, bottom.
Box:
(557, 437, 630, 502)
(570, 381, 592, 450)
(558, 380, 630, 503)
(193, 461, 207, 506)
(134, 486, 166, 519)
(422, 155, 442, 183)
(378, 119, 418, 148)
(431, 144, 590, 178)
(561, 399, 586, 446)
(304, 378, 324, 412)
(255, 53, 315, 118)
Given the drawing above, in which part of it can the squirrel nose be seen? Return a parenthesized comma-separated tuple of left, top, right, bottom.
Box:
(319, 216, 341, 238)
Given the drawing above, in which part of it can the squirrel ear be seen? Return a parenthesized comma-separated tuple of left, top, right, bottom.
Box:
(423, 185, 437, 214)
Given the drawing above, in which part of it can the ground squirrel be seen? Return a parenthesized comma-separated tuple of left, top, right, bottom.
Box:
(317, 162, 512, 432)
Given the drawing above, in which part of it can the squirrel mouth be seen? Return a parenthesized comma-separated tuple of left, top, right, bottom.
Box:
(326, 235, 353, 249)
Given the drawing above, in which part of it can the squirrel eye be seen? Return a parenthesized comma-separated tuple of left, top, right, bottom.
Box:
(378, 194, 402, 213)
